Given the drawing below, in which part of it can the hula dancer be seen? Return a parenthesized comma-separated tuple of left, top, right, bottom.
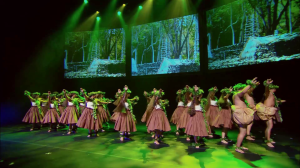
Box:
(231, 78, 257, 153)
(256, 79, 286, 147)
(244, 79, 260, 141)
(77, 89, 103, 137)
(146, 89, 171, 145)
(178, 85, 193, 140)
(79, 89, 87, 115)
(213, 87, 233, 144)
(42, 91, 61, 132)
(205, 86, 219, 137)
(23, 91, 43, 131)
(113, 85, 138, 141)
(59, 89, 82, 134)
(170, 89, 185, 135)
(111, 89, 122, 122)
(185, 85, 208, 148)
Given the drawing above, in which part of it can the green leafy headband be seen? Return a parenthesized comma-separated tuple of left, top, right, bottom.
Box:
(182, 86, 192, 93)
(246, 79, 257, 88)
(153, 90, 165, 97)
(208, 87, 218, 92)
(42, 93, 49, 96)
(122, 88, 132, 94)
(263, 80, 279, 89)
(57, 92, 64, 97)
(69, 91, 79, 95)
(97, 91, 106, 95)
(24, 91, 40, 96)
(220, 88, 232, 94)
(233, 83, 247, 91)
(88, 92, 98, 96)
(52, 91, 59, 95)
(50, 94, 57, 98)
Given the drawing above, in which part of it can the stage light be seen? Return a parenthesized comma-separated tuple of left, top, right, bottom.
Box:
(118, 11, 121, 15)
(139, 6, 143, 10)
(96, 16, 100, 21)
(84, 0, 88, 4)
(96, 11, 99, 14)
(123, 4, 126, 7)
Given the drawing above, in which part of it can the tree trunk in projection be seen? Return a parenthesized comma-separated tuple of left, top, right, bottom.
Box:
(289, 0, 292, 33)
(230, 3, 235, 45)
(239, 1, 245, 43)
(82, 33, 85, 62)
(152, 25, 155, 63)
(285, 2, 290, 34)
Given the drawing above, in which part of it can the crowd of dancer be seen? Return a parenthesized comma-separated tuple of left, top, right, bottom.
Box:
(22, 78, 285, 153)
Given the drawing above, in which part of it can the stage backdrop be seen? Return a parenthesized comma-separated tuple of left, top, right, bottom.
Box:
(64, 28, 126, 78)
(131, 14, 200, 76)
(206, 0, 300, 70)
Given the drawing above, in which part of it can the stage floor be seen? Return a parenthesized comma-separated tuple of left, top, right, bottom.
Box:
(0, 124, 299, 168)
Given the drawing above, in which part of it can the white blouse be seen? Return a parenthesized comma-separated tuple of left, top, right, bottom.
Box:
(68, 101, 74, 106)
(80, 103, 85, 106)
(50, 104, 55, 108)
(31, 102, 37, 106)
(124, 102, 129, 109)
(210, 100, 217, 106)
(186, 102, 192, 107)
(178, 102, 184, 106)
(195, 104, 203, 111)
(155, 104, 161, 109)
(41, 102, 47, 106)
(86, 102, 94, 109)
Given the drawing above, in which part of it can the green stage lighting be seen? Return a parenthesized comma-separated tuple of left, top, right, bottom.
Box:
(96, 16, 100, 21)
(84, 0, 88, 4)
(139, 6, 143, 10)
(117, 11, 121, 15)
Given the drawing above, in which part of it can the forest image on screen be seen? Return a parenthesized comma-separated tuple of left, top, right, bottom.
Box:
(131, 14, 200, 76)
(207, 0, 300, 70)
(64, 28, 126, 78)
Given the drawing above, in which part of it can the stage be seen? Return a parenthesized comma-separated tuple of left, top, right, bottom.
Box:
(0, 124, 299, 168)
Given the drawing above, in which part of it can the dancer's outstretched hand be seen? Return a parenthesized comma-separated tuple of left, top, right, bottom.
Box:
(213, 86, 217, 90)
(229, 87, 233, 92)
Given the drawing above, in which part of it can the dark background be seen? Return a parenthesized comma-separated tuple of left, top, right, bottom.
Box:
(2, 0, 300, 132)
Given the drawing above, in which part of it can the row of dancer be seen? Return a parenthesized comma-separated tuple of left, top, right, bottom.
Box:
(22, 78, 285, 153)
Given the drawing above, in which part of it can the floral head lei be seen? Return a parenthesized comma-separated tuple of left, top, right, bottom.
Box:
(88, 92, 98, 97)
(153, 90, 165, 98)
(24, 91, 40, 96)
(208, 87, 218, 92)
(122, 88, 132, 95)
(69, 91, 79, 96)
(263, 80, 279, 89)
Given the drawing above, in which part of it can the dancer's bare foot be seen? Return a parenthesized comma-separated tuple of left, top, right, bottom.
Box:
(48, 129, 51, 132)
(120, 137, 124, 141)
(246, 135, 255, 141)
(87, 135, 91, 137)
(128, 132, 130, 135)
(154, 140, 160, 145)
(30, 128, 34, 131)
(151, 134, 155, 138)
(235, 148, 245, 153)
(176, 132, 179, 135)
(266, 142, 274, 147)
(221, 139, 228, 144)
(101, 129, 105, 132)
(120, 132, 123, 135)
(67, 131, 71, 135)
(240, 146, 248, 150)
(195, 146, 200, 149)
(208, 134, 213, 138)
(186, 137, 190, 141)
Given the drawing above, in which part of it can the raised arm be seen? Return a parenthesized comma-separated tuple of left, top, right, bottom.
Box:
(264, 79, 272, 97)
(237, 78, 258, 97)
(80, 88, 89, 101)
(24, 91, 36, 102)
(48, 91, 51, 103)
(224, 87, 233, 100)
(63, 89, 70, 101)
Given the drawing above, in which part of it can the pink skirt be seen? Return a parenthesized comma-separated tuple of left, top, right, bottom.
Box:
(58, 105, 65, 115)
(59, 106, 79, 124)
(213, 108, 233, 129)
(170, 106, 185, 125)
(97, 105, 109, 123)
(178, 107, 190, 129)
(79, 106, 85, 114)
(114, 110, 137, 132)
(42, 106, 48, 115)
(206, 106, 219, 126)
(42, 109, 60, 124)
(22, 106, 43, 123)
(141, 110, 151, 123)
(110, 112, 120, 122)
(77, 108, 102, 130)
(185, 111, 208, 137)
(146, 109, 171, 132)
